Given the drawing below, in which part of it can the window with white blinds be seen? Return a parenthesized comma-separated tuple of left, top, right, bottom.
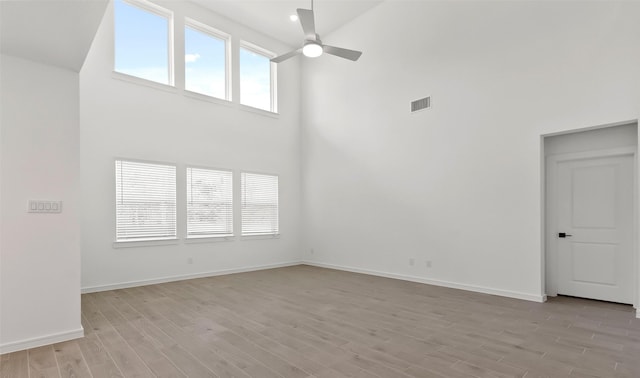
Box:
(241, 172, 279, 236)
(186, 167, 233, 238)
(115, 160, 177, 242)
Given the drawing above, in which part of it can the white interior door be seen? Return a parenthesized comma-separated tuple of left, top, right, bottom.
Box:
(552, 153, 634, 304)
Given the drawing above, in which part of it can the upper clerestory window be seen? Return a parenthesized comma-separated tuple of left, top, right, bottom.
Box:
(240, 42, 277, 113)
(184, 19, 230, 100)
(114, 0, 174, 85)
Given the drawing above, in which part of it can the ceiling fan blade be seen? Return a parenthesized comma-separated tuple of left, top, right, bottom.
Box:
(271, 49, 302, 63)
(297, 8, 317, 41)
(322, 45, 363, 61)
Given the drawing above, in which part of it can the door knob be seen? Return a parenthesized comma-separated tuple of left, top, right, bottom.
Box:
(558, 232, 572, 238)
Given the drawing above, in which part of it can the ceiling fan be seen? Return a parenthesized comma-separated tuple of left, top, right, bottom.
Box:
(271, 0, 363, 63)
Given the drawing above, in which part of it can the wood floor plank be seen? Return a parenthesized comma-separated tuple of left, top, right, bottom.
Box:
(1, 350, 29, 378)
(2, 265, 640, 377)
(438, 346, 527, 377)
(94, 292, 185, 377)
(215, 330, 310, 377)
(347, 353, 412, 377)
(76, 333, 123, 378)
(53, 341, 93, 378)
(111, 322, 186, 378)
(450, 360, 517, 378)
(28, 345, 60, 378)
(156, 317, 272, 378)
(95, 328, 155, 377)
(158, 345, 216, 378)
(410, 351, 471, 378)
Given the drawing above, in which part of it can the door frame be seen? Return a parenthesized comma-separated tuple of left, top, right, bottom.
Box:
(539, 119, 640, 319)
(544, 146, 638, 306)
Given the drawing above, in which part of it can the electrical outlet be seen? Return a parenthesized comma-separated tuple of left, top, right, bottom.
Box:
(310, 248, 315, 254)
(409, 258, 415, 266)
(426, 260, 432, 268)
(188, 257, 193, 264)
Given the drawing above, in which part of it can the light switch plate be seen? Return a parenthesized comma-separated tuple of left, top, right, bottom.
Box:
(28, 200, 62, 213)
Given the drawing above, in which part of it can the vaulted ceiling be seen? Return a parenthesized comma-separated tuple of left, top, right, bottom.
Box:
(0, 0, 381, 72)
(191, 0, 383, 47)
(0, 0, 109, 72)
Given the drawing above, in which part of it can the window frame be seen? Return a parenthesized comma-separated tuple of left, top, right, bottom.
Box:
(185, 165, 234, 240)
(240, 171, 280, 237)
(113, 158, 178, 245)
(239, 41, 278, 113)
(113, 0, 175, 86)
(184, 18, 232, 101)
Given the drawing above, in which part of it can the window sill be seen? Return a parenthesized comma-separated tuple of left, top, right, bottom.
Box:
(238, 104, 279, 119)
(241, 233, 280, 241)
(111, 72, 282, 118)
(184, 90, 233, 107)
(113, 238, 179, 249)
(112, 71, 177, 94)
(185, 235, 234, 244)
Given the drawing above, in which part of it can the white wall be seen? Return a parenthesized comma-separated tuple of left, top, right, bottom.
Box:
(0, 55, 83, 353)
(80, 1, 302, 291)
(545, 122, 637, 156)
(301, 1, 640, 301)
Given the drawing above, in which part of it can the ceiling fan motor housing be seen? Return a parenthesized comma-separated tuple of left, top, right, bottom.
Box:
(303, 41, 323, 58)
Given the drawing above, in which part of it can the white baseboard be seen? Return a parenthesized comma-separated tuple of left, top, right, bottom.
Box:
(0, 327, 84, 355)
(81, 261, 303, 294)
(82, 259, 545, 301)
(303, 261, 546, 303)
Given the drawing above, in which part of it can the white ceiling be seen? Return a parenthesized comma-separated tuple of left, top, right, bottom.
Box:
(191, 0, 383, 47)
(0, 0, 109, 72)
(0, 0, 380, 72)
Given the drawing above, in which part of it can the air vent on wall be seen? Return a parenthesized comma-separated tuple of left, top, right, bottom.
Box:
(411, 96, 431, 113)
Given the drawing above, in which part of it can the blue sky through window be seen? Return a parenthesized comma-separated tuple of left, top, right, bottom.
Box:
(185, 26, 226, 99)
(240, 47, 271, 112)
(114, 1, 275, 110)
(114, 0, 170, 84)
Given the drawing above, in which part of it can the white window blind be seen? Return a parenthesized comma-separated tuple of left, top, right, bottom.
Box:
(241, 172, 279, 236)
(186, 167, 233, 238)
(115, 160, 177, 242)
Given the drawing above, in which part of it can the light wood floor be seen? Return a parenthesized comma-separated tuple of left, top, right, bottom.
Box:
(2, 265, 640, 378)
